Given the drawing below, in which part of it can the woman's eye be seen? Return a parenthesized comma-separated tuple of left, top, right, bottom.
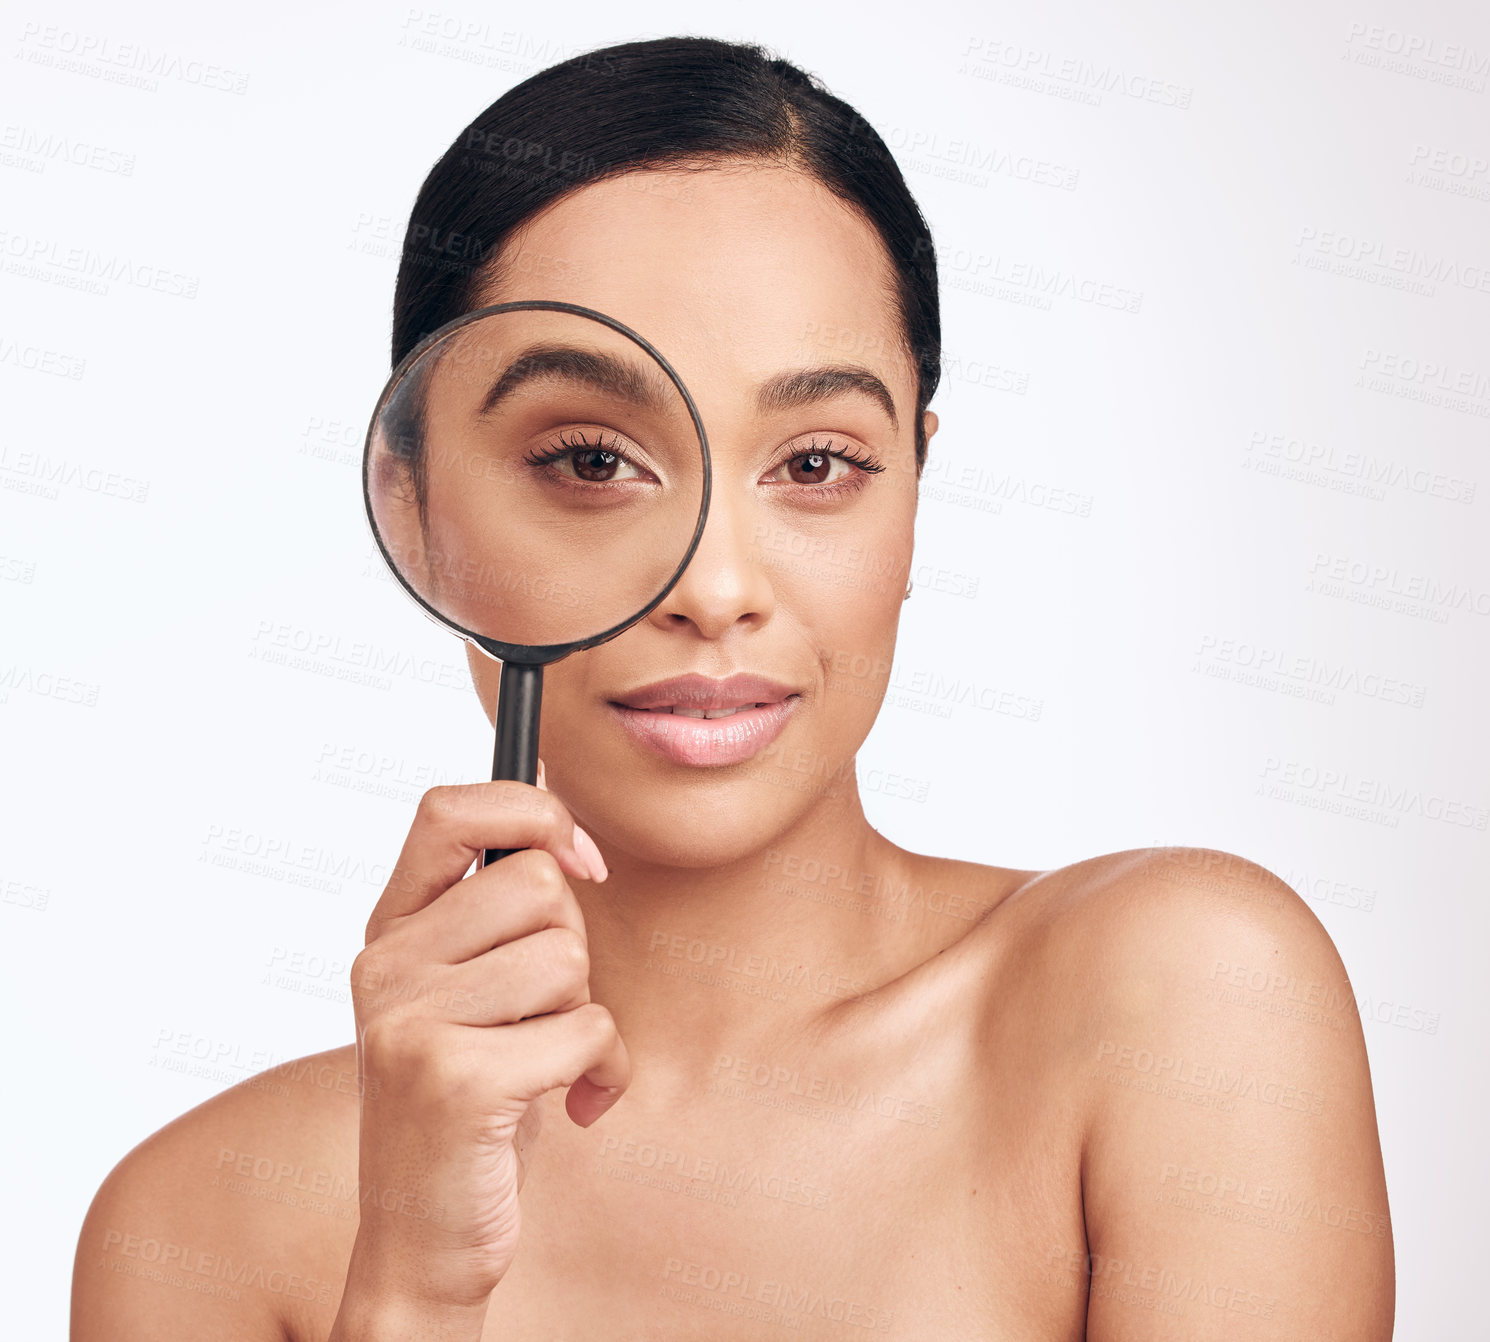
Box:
(768, 440, 884, 490)
(564, 446, 637, 482)
(527, 432, 646, 483)
(783, 450, 847, 486)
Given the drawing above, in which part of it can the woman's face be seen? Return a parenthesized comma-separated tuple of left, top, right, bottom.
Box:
(466, 161, 934, 868)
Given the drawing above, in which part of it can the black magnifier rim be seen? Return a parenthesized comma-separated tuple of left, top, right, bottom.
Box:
(361, 299, 713, 666)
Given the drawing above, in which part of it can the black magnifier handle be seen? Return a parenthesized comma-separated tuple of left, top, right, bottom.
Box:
(481, 660, 544, 869)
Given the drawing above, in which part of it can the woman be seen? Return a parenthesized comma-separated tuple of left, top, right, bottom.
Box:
(72, 35, 1393, 1340)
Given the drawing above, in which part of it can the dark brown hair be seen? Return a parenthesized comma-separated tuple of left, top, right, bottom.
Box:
(391, 35, 941, 468)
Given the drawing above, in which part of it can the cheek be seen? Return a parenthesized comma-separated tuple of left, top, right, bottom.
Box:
(780, 519, 913, 717)
(812, 580, 905, 726)
(464, 645, 503, 725)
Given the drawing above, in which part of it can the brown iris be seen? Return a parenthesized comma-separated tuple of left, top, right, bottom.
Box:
(787, 451, 831, 484)
(573, 448, 621, 481)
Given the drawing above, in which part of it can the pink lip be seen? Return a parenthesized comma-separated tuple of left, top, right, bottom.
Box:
(610, 672, 800, 712)
(608, 672, 802, 766)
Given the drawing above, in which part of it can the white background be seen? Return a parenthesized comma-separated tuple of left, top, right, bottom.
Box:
(2, 1, 1486, 1336)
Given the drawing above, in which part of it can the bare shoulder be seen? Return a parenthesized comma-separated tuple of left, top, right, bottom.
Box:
(998, 844, 1348, 982)
(73, 1042, 360, 1342)
(976, 846, 1394, 1339)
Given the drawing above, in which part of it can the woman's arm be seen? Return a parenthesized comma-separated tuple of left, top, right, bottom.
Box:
(1075, 849, 1394, 1340)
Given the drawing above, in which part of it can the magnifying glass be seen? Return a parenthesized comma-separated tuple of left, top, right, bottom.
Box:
(362, 300, 712, 869)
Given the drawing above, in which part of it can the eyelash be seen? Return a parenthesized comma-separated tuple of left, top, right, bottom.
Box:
(772, 436, 886, 498)
(521, 429, 640, 484)
(522, 431, 886, 498)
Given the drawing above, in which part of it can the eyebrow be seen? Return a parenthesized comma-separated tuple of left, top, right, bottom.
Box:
(476, 347, 900, 430)
(756, 365, 899, 430)
(478, 345, 676, 417)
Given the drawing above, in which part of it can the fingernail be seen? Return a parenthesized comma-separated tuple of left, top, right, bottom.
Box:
(572, 823, 608, 883)
(536, 758, 548, 790)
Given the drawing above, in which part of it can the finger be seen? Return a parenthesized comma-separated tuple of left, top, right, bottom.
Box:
(493, 1003, 630, 1124)
(397, 848, 588, 964)
(536, 758, 607, 884)
(394, 927, 593, 1024)
(368, 783, 588, 938)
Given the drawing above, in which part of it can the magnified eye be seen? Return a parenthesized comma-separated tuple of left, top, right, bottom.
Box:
(524, 429, 649, 484)
(571, 445, 625, 482)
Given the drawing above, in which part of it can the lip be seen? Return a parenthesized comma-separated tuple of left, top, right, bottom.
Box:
(608, 672, 802, 766)
(610, 672, 800, 712)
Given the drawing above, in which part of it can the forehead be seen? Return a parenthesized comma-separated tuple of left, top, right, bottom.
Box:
(473, 162, 913, 413)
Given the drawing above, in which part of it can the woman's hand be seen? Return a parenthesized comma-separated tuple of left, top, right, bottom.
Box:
(331, 761, 627, 1337)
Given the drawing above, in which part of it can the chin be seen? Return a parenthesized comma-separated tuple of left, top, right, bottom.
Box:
(562, 755, 811, 872)
(594, 813, 781, 872)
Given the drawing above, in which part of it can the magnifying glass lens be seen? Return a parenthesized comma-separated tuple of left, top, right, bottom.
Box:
(366, 306, 706, 649)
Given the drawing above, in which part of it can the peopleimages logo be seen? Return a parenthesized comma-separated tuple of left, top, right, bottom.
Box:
(1258, 757, 1489, 830)
(1343, 22, 1490, 75)
(1295, 226, 1490, 296)
(1094, 1040, 1326, 1117)
(1158, 1164, 1390, 1238)
(958, 37, 1194, 109)
(1308, 553, 1490, 621)
(16, 23, 251, 93)
(0, 228, 199, 298)
(0, 123, 136, 175)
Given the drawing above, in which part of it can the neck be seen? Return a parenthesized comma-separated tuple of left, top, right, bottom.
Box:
(570, 777, 938, 1097)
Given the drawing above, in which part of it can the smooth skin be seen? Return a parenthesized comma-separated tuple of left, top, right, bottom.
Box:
(72, 163, 1393, 1340)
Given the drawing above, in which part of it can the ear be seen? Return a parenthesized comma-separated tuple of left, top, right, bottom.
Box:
(920, 409, 938, 477)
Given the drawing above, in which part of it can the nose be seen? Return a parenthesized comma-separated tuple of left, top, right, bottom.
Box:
(645, 482, 775, 640)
